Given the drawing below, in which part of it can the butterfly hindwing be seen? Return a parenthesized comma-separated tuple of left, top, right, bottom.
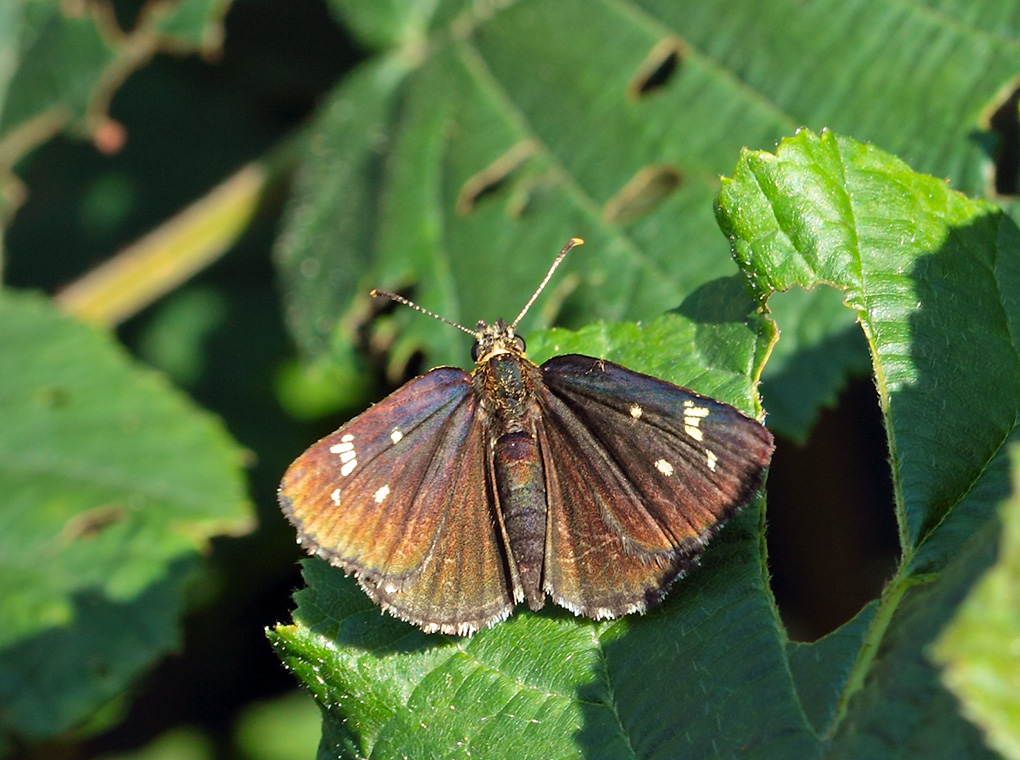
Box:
(279, 367, 519, 635)
(537, 354, 774, 618)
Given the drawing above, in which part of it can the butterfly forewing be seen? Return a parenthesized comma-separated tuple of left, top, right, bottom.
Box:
(537, 355, 774, 618)
(279, 367, 519, 634)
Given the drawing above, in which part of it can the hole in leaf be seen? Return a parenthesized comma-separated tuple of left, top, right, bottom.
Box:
(37, 385, 73, 408)
(363, 285, 433, 385)
(62, 506, 127, 541)
(364, 285, 414, 353)
(766, 376, 899, 641)
(456, 140, 536, 214)
(986, 82, 1020, 196)
(628, 39, 684, 98)
(602, 165, 683, 224)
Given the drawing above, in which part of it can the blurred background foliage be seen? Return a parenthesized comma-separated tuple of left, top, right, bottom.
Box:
(2, 1, 357, 757)
(1, 0, 1018, 758)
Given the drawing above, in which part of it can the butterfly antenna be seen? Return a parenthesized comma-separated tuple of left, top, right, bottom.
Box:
(510, 237, 584, 330)
(370, 289, 478, 337)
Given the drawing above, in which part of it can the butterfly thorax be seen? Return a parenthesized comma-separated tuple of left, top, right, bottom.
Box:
(470, 319, 548, 611)
(470, 319, 542, 433)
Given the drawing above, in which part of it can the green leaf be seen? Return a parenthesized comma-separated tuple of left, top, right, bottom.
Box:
(276, 1, 794, 373)
(717, 129, 1019, 757)
(719, 130, 1020, 559)
(0, 2, 115, 138)
(0, 290, 253, 740)
(276, 0, 1020, 436)
(934, 444, 1020, 760)
(272, 512, 814, 760)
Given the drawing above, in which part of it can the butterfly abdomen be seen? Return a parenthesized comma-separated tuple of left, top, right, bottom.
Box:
(493, 430, 547, 611)
(477, 352, 549, 612)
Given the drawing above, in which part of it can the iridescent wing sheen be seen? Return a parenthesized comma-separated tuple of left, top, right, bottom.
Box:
(537, 355, 775, 619)
(278, 367, 520, 635)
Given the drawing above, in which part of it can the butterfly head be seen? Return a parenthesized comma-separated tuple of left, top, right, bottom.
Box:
(471, 318, 526, 365)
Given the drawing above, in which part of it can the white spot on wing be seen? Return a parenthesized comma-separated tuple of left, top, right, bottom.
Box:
(683, 404, 709, 442)
(373, 485, 391, 503)
(332, 434, 358, 475)
(330, 488, 341, 505)
(390, 429, 403, 444)
(706, 450, 718, 472)
(629, 404, 643, 419)
(655, 459, 674, 476)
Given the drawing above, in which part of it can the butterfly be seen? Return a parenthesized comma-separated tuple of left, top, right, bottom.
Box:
(279, 238, 775, 636)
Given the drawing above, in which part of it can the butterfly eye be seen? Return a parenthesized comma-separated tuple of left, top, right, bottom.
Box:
(514, 335, 526, 352)
(471, 341, 482, 362)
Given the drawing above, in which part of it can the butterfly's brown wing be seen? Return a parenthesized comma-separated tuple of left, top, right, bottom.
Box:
(279, 368, 521, 635)
(537, 355, 774, 618)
